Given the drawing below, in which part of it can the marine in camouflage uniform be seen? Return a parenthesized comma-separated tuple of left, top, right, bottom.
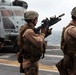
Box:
(17, 11, 52, 75)
(56, 7, 76, 75)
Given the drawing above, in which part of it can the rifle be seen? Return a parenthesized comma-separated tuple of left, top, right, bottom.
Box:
(35, 13, 65, 33)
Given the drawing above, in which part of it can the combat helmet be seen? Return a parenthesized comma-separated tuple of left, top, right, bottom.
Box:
(71, 7, 76, 17)
(24, 10, 39, 20)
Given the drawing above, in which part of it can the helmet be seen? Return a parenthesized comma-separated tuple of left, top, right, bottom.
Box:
(24, 10, 39, 20)
(71, 7, 76, 17)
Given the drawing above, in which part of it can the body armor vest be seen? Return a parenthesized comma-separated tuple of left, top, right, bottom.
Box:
(65, 38, 76, 56)
(61, 23, 76, 56)
(18, 24, 45, 62)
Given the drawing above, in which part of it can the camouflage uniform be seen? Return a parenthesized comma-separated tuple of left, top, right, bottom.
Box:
(17, 10, 52, 75)
(56, 21, 76, 75)
(20, 23, 45, 75)
(63, 21, 76, 75)
(56, 7, 76, 75)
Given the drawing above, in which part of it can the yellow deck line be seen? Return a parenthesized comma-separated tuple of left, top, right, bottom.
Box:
(0, 59, 58, 72)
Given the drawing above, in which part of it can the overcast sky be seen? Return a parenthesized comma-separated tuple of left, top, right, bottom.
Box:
(11, 0, 76, 31)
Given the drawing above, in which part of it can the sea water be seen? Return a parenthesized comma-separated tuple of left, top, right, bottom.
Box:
(45, 30, 62, 46)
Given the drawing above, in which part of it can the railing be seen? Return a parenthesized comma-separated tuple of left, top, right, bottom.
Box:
(46, 45, 60, 49)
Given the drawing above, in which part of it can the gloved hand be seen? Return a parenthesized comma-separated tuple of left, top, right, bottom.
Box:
(45, 28, 53, 37)
(41, 26, 47, 35)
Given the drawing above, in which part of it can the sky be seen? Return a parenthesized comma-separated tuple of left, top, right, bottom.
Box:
(11, 0, 76, 31)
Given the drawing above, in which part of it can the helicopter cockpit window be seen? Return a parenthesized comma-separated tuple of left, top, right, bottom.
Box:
(14, 10, 23, 16)
(3, 18, 15, 29)
(1, 10, 13, 17)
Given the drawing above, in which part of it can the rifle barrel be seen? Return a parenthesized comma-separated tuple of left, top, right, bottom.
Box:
(58, 13, 65, 17)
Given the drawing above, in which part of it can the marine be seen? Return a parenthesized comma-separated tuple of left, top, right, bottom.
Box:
(17, 10, 52, 75)
(56, 7, 76, 75)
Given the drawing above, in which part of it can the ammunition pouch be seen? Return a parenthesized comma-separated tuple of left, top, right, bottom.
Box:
(22, 46, 43, 62)
(63, 55, 73, 69)
(23, 49, 42, 62)
(17, 51, 23, 63)
(20, 63, 24, 73)
(30, 49, 42, 62)
(30, 45, 43, 62)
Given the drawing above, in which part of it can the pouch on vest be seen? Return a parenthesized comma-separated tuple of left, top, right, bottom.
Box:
(17, 51, 23, 63)
(30, 45, 42, 62)
(20, 63, 24, 73)
(63, 55, 73, 69)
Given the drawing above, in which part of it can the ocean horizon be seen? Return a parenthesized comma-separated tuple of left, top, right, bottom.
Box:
(45, 30, 62, 46)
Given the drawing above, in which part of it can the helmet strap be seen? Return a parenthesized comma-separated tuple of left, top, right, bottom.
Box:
(26, 18, 37, 26)
(28, 19, 36, 26)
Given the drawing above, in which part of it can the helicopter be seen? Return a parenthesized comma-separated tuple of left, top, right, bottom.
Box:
(0, 0, 28, 52)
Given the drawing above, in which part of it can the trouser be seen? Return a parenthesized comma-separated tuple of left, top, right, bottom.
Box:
(24, 63, 38, 75)
(56, 59, 68, 75)
(20, 58, 39, 75)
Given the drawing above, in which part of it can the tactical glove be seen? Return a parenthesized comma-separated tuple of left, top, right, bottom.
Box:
(45, 28, 52, 37)
(41, 26, 47, 35)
